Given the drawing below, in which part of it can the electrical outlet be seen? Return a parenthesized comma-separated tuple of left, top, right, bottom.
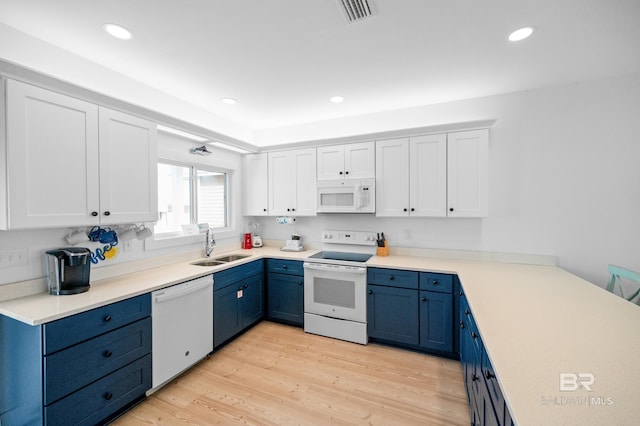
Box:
(0, 249, 29, 268)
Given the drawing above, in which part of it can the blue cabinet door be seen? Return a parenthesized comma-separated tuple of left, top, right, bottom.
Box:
(419, 290, 453, 353)
(367, 285, 419, 345)
(242, 274, 265, 328)
(267, 272, 304, 326)
(214, 284, 243, 347)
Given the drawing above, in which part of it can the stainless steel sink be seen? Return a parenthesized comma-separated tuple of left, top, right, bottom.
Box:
(191, 254, 252, 266)
(212, 254, 252, 262)
(191, 259, 227, 267)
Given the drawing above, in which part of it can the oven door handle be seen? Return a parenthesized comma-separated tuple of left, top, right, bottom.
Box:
(303, 263, 367, 274)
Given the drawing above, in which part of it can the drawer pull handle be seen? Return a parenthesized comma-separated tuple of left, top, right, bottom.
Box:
(485, 370, 496, 380)
(103, 315, 112, 322)
(432, 280, 439, 285)
(103, 350, 112, 358)
(465, 309, 470, 316)
(243, 284, 248, 289)
(421, 296, 427, 302)
(367, 290, 373, 295)
(282, 265, 288, 269)
(388, 275, 395, 281)
(459, 320, 465, 329)
(298, 281, 303, 286)
(471, 374, 479, 382)
(471, 332, 478, 339)
(104, 392, 113, 400)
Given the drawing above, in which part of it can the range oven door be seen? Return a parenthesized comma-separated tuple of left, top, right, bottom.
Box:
(303, 262, 367, 323)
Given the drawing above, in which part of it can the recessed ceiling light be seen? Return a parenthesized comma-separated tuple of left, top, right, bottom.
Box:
(221, 97, 237, 105)
(103, 23, 133, 40)
(330, 96, 344, 103)
(508, 26, 535, 42)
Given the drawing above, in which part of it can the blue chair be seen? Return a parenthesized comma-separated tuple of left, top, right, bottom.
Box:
(606, 265, 640, 304)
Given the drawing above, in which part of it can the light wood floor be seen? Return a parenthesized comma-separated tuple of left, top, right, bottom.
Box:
(113, 321, 470, 425)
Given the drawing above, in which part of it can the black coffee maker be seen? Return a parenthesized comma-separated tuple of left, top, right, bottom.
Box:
(45, 247, 91, 295)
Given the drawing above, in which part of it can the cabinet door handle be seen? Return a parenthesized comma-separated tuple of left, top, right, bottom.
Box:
(298, 281, 303, 286)
(449, 207, 454, 212)
(410, 208, 415, 212)
(459, 320, 465, 329)
(263, 208, 267, 212)
(103, 350, 113, 358)
(367, 289, 373, 294)
(421, 296, 427, 302)
(287, 208, 291, 211)
(243, 284, 248, 289)
(292, 208, 295, 212)
(339, 171, 343, 175)
(403, 208, 408, 212)
(471, 332, 478, 339)
(91, 211, 98, 217)
(485, 370, 496, 380)
(104, 211, 111, 216)
(345, 171, 349, 175)
(104, 392, 113, 400)
(465, 309, 470, 316)
(103, 315, 112, 322)
(471, 374, 479, 382)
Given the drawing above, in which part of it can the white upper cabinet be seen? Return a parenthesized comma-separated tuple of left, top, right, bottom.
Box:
(268, 148, 317, 216)
(447, 129, 489, 217)
(98, 107, 158, 225)
(376, 129, 488, 218)
(243, 153, 269, 216)
(317, 141, 375, 180)
(410, 134, 448, 217)
(1, 79, 157, 229)
(375, 138, 410, 217)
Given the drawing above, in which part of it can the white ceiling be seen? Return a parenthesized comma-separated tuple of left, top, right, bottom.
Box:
(1, 0, 640, 145)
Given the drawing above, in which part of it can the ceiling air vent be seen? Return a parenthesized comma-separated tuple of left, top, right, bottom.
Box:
(335, 0, 377, 23)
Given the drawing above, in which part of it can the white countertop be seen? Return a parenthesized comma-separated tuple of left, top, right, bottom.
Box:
(1, 247, 638, 425)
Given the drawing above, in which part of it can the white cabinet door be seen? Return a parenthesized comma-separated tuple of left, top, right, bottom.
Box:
(410, 134, 447, 217)
(317, 142, 375, 180)
(4, 79, 101, 229)
(447, 129, 488, 217)
(98, 108, 158, 224)
(243, 153, 269, 216)
(268, 151, 293, 215)
(376, 138, 410, 217)
(344, 141, 375, 179)
(268, 148, 317, 216)
(291, 148, 317, 216)
(316, 145, 344, 180)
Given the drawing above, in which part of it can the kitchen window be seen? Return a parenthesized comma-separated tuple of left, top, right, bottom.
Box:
(154, 161, 229, 237)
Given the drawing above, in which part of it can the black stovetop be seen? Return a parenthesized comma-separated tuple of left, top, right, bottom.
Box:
(308, 251, 373, 263)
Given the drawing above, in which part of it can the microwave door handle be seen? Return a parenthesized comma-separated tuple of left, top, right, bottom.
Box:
(355, 186, 362, 209)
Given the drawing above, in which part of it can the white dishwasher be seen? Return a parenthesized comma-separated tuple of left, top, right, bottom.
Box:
(151, 275, 213, 390)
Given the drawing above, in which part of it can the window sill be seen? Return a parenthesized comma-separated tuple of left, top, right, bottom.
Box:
(146, 229, 235, 251)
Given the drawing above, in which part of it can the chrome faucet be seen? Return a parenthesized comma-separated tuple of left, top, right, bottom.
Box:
(205, 228, 216, 257)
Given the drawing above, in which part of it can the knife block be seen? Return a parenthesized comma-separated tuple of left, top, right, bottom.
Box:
(376, 242, 389, 257)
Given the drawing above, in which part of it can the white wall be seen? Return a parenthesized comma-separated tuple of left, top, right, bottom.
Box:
(254, 73, 640, 286)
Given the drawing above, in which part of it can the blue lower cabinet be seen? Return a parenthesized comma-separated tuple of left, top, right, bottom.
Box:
(267, 272, 304, 326)
(44, 354, 151, 426)
(0, 294, 152, 426)
(367, 285, 419, 345)
(419, 290, 453, 353)
(460, 291, 512, 426)
(213, 271, 264, 348)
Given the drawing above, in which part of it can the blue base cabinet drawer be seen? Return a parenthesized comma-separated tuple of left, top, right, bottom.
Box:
(44, 354, 151, 426)
(266, 258, 304, 275)
(367, 268, 419, 289)
(43, 294, 150, 355)
(419, 272, 453, 293)
(214, 259, 264, 290)
(44, 317, 152, 405)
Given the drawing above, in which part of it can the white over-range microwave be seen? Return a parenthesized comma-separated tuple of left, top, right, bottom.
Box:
(316, 178, 375, 213)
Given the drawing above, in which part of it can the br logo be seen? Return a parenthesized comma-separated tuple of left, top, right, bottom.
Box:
(559, 373, 595, 391)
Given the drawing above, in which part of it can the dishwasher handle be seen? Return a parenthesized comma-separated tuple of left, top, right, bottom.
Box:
(154, 278, 212, 303)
